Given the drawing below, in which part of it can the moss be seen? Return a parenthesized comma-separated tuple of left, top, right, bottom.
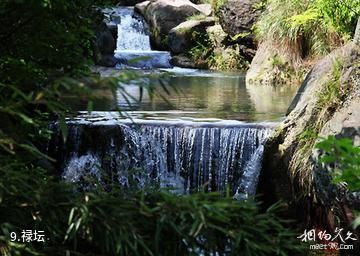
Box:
(290, 59, 346, 196)
(315, 60, 342, 111)
(160, 34, 168, 46)
(186, 14, 207, 21)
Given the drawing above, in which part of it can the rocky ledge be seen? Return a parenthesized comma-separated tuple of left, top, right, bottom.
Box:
(258, 19, 360, 232)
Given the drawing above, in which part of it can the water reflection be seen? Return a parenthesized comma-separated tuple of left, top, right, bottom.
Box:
(64, 69, 298, 122)
(116, 70, 298, 122)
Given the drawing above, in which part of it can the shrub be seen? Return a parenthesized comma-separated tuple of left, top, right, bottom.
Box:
(316, 136, 360, 192)
(316, 136, 360, 229)
(255, 0, 359, 59)
(189, 32, 248, 71)
(0, 163, 306, 255)
(317, 0, 360, 39)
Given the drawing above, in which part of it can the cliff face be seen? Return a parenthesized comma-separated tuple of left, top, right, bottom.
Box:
(258, 21, 360, 230)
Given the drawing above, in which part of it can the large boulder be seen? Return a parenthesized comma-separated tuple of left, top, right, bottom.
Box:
(355, 17, 360, 45)
(258, 38, 360, 230)
(168, 17, 215, 54)
(135, 0, 211, 49)
(218, 0, 262, 60)
(245, 41, 303, 85)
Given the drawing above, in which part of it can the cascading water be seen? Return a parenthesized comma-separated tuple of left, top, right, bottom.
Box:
(110, 7, 172, 68)
(51, 8, 289, 198)
(115, 7, 151, 51)
(48, 113, 273, 196)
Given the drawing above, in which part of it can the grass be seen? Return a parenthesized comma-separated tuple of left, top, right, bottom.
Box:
(0, 162, 306, 255)
(188, 31, 248, 71)
(316, 59, 342, 111)
(254, 0, 355, 65)
(256, 0, 359, 61)
(291, 58, 348, 197)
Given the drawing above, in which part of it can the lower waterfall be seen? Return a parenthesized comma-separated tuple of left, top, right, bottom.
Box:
(48, 113, 273, 196)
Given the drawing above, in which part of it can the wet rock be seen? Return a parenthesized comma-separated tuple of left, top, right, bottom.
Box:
(170, 54, 207, 68)
(135, 0, 211, 49)
(258, 40, 360, 229)
(218, 0, 262, 60)
(168, 17, 215, 54)
(94, 22, 117, 67)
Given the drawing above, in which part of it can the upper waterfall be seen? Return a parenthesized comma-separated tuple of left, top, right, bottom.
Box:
(115, 7, 151, 51)
(110, 7, 172, 69)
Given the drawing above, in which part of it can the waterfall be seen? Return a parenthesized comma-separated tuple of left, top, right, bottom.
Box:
(110, 7, 172, 69)
(115, 7, 151, 51)
(48, 114, 272, 196)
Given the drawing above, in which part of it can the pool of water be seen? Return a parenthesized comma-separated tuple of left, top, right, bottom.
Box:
(64, 67, 298, 122)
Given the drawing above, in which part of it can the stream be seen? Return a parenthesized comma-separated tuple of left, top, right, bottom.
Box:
(50, 7, 298, 197)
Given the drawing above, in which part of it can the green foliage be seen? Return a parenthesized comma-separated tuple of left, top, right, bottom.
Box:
(317, 0, 360, 39)
(209, 46, 248, 71)
(0, 163, 305, 255)
(0, 1, 305, 255)
(211, 0, 226, 13)
(256, 0, 330, 57)
(189, 32, 248, 71)
(0, 0, 101, 74)
(256, 0, 359, 58)
(230, 32, 251, 42)
(316, 136, 360, 228)
(316, 136, 360, 192)
(188, 32, 213, 66)
(0, 0, 117, 159)
(316, 59, 342, 111)
(186, 14, 207, 21)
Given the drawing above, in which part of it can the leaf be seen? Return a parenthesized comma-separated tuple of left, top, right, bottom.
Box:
(87, 100, 93, 113)
(128, 56, 152, 64)
(18, 143, 55, 161)
(59, 115, 68, 143)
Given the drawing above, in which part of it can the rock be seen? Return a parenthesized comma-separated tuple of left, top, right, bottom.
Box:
(219, 0, 261, 37)
(170, 54, 207, 68)
(354, 17, 360, 45)
(94, 23, 116, 55)
(94, 22, 117, 67)
(97, 54, 118, 67)
(246, 41, 302, 85)
(168, 17, 215, 54)
(218, 0, 262, 58)
(135, 0, 211, 49)
(258, 41, 360, 228)
(206, 25, 227, 48)
(196, 4, 212, 16)
(134, 0, 150, 14)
